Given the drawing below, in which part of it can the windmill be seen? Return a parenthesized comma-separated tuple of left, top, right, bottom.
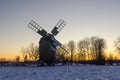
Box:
(28, 19, 67, 66)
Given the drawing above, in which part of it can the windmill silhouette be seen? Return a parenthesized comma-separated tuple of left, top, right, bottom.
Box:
(28, 19, 67, 66)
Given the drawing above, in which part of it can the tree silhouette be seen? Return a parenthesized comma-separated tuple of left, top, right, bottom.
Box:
(90, 36, 98, 60)
(114, 37, 120, 54)
(68, 40, 76, 65)
(77, 40, 87, 61)
(21, 43, 39, 62)
(21, 47, 28, 62)
(56, 47, 66, 61)
(77, 38, 91, 62)
(77, 36, 106, 65)
(91, 36, 106, 65)
(15, 56, 20, 62)
(27, 43, 39, 61)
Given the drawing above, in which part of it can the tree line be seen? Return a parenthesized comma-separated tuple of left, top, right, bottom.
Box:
(18, 36, 120, 65)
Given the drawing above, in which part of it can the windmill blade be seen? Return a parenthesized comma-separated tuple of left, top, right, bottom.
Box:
(57, 46, 69, 54)
(51, 19, 67, 36)
(60, 46, 69, 54)
(28, 20, 47, 37)
(52, 38, 62, 47)
(50, 35, 69, 54)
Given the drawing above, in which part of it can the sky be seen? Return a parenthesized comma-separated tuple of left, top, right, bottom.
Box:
(0, 0, 120, 59)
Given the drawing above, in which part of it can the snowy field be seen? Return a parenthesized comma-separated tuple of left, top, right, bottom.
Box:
(0, 65, 120, 80)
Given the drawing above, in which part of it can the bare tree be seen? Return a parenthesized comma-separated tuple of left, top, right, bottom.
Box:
(77, 38, 91, 65)
(114, 37, 120, 54)
(107, 53, 114, 65)
(68, 40, 76, 65)
(56, 47, 66, 61)
(27, 43, 39, 61)
(21, 47, 28, 62)
(83, 38, 91, 60)
(15, 56, 20, 62)
(96, 38, 106, 60)
(77, 40, 86, 61)
(90, 36, 98, 60)
(90, 36, 106, 65)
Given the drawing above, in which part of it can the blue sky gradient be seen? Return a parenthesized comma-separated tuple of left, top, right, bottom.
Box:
(0, 0, 120, 59)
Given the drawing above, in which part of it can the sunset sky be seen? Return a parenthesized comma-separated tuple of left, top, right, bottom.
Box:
(0, 0, 120, 59)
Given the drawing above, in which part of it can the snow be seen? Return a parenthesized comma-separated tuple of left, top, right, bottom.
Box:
(0, 65, 120, 80)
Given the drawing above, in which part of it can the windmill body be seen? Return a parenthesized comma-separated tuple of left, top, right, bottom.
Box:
(28, 19, 67, 65)
(39, 34, 57, 65)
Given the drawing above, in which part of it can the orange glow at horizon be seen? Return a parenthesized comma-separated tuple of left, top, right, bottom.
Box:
(0, 45, 120, 61)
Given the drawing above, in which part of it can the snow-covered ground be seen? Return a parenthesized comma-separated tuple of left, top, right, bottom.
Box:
(0, 65, 120, 80)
